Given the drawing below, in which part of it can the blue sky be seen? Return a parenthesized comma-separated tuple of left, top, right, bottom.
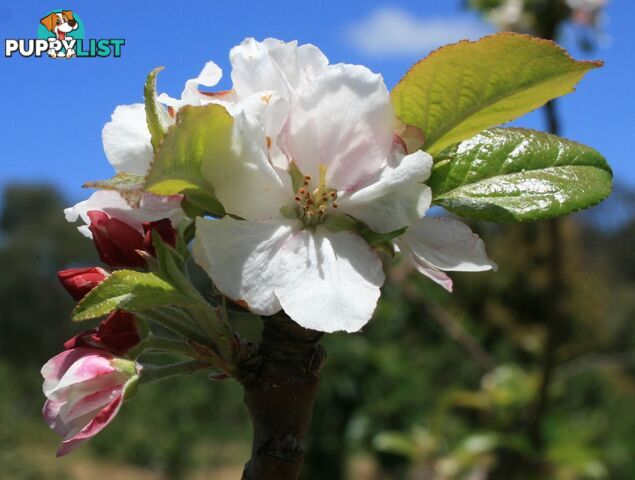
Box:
(1, 0, 633, 205)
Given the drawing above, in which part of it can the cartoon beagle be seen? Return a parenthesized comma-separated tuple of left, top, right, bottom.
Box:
(40, 10, 78, 58)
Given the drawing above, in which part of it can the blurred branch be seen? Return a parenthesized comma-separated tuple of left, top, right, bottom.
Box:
(555, 351, 635, 383)
(427, 302, 495, 371)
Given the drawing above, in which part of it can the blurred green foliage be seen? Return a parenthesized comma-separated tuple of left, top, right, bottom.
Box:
(1, 184, 635, 479)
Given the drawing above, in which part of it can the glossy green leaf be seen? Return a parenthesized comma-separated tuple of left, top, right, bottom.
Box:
(144, 67, 170, 151)
(72, 270, 193, 321)
(392, 33, 602, 156)
(145, 104, 232, 215)
(83, 172, 145, 207)
(430, 128, 612, 222)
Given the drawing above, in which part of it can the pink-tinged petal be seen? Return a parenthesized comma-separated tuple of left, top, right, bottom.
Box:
(337, 150, 433, 233)
(102, 104, 153, 176)
(401, 217, 497, 272)
(415, 263, 454, 292)
(193, 217, 297, 315)
(280, 64, 394, 192)
(46, 352, 117, 398)
(60, 385, 123, 426)
(43, 398, 69, 436)
(397, 239, 454, 292)
(56, 396, 123, 457)
(394, 122, 425, 154)
(273, 228, 385, 333)
(41, 348, 105, 395)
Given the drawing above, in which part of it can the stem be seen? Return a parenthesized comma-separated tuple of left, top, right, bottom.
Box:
(143, 335, 196, 357)
(136, 309, 210, 347)
(237, 312, 325, 480)
(140, 360, 207, 384)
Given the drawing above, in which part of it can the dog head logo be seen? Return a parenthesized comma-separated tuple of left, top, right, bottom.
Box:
(40, 11, 78, 41)
(37, 9, 84, 59)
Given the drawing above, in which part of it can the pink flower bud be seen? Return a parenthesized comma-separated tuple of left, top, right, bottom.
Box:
(87, 210, 146, 269)
(57, 267, 109, 300)
(142, 218, 178, 255)
(64, 311, 141, 355)
(41, 348, 139, 456)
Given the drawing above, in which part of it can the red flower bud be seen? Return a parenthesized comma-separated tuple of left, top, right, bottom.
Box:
(64, 311, 141, 355)
(57, 267, 108, 300)
(87, 211, 146, 269)
(142, 218, 177, 255)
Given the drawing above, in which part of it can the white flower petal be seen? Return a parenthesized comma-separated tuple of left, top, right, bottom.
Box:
(64, 191, 183, 238)
(280, 64, 394, 191)
(230, 38, 328, 102)
(102, 104, 153, 176)
(201, 110, 291, 221)
(273, 227, 385, 333)
(401, 217, 496, 272)
(158, 61, 224, 110)
(338, 150, 433, 233)
(223, 91, 291, 169)
(181, 61, 223, 101)
(397, 239, 454, 292)
(193, 217, 298, 315)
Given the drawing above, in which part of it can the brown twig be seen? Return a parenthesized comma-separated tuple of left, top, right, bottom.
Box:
(237, 312, 326, 480)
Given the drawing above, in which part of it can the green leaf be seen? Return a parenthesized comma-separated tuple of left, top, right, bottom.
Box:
(83, 172, 145, 207)
(144, 67, 169, 151)
(72, 270, 193, 321)
(430, 128, 612, 222)
(392, 33, 602, 156)
(145, 104, 231, 216)
(180, 188, 225, 218)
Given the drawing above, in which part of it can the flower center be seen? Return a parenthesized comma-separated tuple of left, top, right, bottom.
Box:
(293, 165, 338, 226)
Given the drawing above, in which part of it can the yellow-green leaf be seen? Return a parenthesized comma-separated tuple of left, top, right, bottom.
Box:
(392, 33, 602, 156)
(145, 104, 232, 216)
(72, 270, 194, 321)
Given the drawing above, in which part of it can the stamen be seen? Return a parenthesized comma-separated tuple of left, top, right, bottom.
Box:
(292, 168, 338, 225)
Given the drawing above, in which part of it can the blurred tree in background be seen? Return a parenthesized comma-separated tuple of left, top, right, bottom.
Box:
(2, 182, 635, 479)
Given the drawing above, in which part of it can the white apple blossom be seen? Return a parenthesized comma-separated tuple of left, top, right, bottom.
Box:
(72, 37, 495, 332)
(191, 39, 495, 333)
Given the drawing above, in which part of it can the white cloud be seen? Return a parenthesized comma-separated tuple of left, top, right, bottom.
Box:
(345, 7, 493, 57)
